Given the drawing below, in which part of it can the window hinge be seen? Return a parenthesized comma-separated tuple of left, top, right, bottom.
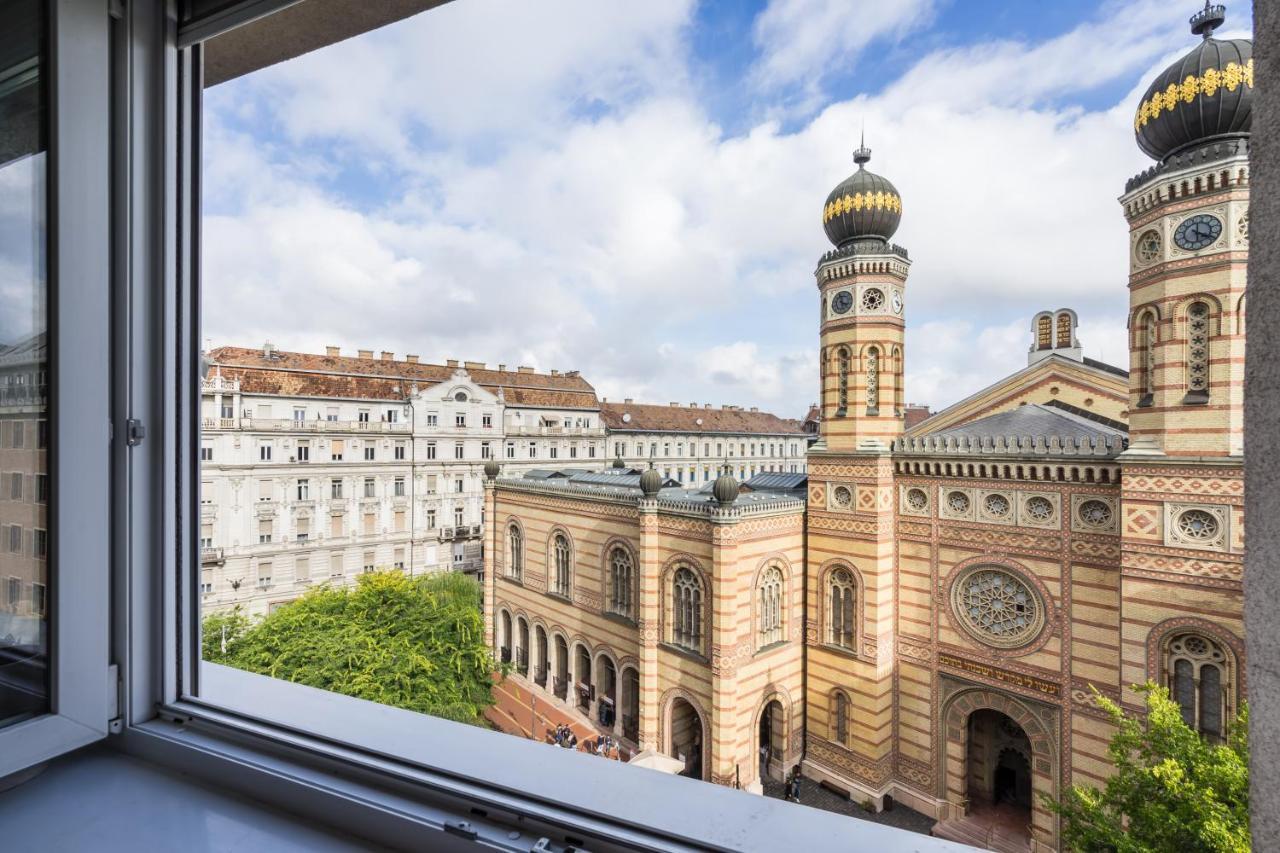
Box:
(107, 663, 123, 734)
(126, 418, 146, 447)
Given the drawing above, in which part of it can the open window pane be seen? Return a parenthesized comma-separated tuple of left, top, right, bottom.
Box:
(0, 0, 49, 731)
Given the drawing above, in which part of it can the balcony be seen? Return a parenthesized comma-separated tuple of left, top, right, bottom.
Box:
(200, 547, 224, 565)
(201, 417, 411, 434)
(505, 425, 602, 438)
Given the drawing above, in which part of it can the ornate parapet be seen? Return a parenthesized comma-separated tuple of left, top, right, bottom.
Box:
(892, 432, 1125, 458)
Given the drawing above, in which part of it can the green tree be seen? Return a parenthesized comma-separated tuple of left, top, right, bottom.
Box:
(201, 605, 250, 664)
(1046, 682, 1249, 853)
(203, 571, 496, 724)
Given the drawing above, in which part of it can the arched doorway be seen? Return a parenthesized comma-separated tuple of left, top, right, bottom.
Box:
(758, 699, 785, 783)
(621, 667, 639, 743)
(669, 697, 704, 780)
(499, 610, 512, 664)
(533, 626, 548, 687)
(553, 634, 569, 700)
(516, 617, 529, 675)
(965, 709, 1033, 845)
(574, 644, 592, 713)
(596, 654, 617, 730)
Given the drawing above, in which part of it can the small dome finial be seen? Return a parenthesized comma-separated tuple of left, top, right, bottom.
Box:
(853, 127, 871, 169)
(1190, 2, 1226, 39)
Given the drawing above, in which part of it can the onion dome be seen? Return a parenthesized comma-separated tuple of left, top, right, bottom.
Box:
(612, 457, 626, 469)
(483, 459, 501, 480)
(822, 133, 902, 247)
(639, 466, 663, 498)
(1134, 3, 1252, 163)
(712, 468, 740, 507)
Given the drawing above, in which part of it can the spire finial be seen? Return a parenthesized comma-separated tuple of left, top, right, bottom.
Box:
(853, 127, 871, 169)
(1190, 2, 1226, 39)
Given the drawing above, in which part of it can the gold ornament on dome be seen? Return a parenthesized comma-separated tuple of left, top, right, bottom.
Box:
(1134, 59, 1253, 132)
(822, 190, 903, 224)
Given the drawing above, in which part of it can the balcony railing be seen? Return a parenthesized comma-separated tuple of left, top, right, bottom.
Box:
(200, 547, 224, 565)
(552, 676, 567, 700)
(201, 417, 411, 434)
(533, 666, 548, 687)
(506, 425, 603, 438)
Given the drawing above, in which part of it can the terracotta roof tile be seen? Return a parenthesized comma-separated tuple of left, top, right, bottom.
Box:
(208, 346, 599, 409)
(599, 401, 805, 435)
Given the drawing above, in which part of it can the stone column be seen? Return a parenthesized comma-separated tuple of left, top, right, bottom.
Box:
(482, 477, 496, 649)
(709, 509, 740, 787)
(637, 500, 661, 752)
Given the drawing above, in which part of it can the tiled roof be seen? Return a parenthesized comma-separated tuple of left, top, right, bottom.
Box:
(208, 346, 599, 409)
(1082, 357, 1129, 379)
(599, 401, 806, 436)
(903, 405, 933, 431)
(917, 403, 1128, 445)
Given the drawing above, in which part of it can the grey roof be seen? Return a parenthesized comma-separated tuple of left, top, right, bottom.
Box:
(743, 472, 808, 491)
(1082, 356, 1129, 379)
(918, 403, 1127, 447)
(518, 467, 678, 490)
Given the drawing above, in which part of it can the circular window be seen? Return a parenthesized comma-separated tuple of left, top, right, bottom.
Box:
(1136, 229, 1162, 263)
(947, 491, 971, 514)
(833, 486, 853, 508)
(1078, 499, 1113, 528)
(861, 288, 885, 311)
(1025, 496, 1054, 522)
(984, 494, 1010, 518)
(1177, 509, 1220, 541)
(454, 391, 468, 402)
(906, 488, 928, 511)
(951, 566, 1045, 648)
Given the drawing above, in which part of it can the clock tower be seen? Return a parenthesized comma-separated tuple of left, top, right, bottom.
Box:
(803, 136, 909, 802)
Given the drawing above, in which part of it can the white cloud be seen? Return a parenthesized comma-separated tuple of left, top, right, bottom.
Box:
(201, 0, 1239, 419)
(751, 0, 935, 101)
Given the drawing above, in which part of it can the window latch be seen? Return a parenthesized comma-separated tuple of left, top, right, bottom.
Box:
(126, 418, 146, 447)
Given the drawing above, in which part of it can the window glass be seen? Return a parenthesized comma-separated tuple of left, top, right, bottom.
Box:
(0, 0, 49, 729)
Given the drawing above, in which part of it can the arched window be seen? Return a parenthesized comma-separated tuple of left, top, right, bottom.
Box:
(837, 347, 850, 415)
(1056, 311, 1072, 348)
(828, 568, 856, 649)
(865, 347, 880, 414)
(1139, 311, 1158, 405)
(758, 565, 784, 647)
(552, 533, 571, 597)
(1036, 315, 1052, 350)
(892, 346, 903, 415)
(1165, 633, 1232, 741)
(671, 567, 703, 653)
(1186, 301, 1212, 401)
(608, 546, 633, 618)
(499, 610, 512, 663)
(834, 691, 849, 745)
(506, 524, 523, 580)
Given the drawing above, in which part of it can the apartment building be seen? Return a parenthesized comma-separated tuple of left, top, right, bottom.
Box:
(601, 399, 808, 485)
(199, 344, 605, 616)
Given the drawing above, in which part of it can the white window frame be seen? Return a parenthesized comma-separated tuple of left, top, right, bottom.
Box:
(0, 0, 112, 777)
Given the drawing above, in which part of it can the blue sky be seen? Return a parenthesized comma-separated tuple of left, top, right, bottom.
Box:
(201, 0, 1252, 417)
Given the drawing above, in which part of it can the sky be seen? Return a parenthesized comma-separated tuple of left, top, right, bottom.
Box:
(200, 0, 1253, 419)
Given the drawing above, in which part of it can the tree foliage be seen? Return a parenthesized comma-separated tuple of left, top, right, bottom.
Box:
(1046, 682, 1249, 853)
(202, 571, 495, 724)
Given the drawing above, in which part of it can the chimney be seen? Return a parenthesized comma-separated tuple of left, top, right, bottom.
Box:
(262, 341, 276, 357)
(357, 349, 373, 359)
(750, 407, 758, 412)
(670, 402, 680, 407)
(446, 359, 459, 368)
(381, 351, 394, 361)
(550, 369, 559, 376)
(689, 402, 697, 408)
(624, 398, 633, 404)
(704, 404, 711, 409)
(405, 354, 419, 364)
(517, 366, 534, 374)
(497, 364, 506, 372)
(464, 361, 485, 371)
(325, 345, 340, 357)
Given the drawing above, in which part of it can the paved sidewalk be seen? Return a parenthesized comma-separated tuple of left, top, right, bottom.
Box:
(486, 674, 627, 759)
(762, 776, 936, 837)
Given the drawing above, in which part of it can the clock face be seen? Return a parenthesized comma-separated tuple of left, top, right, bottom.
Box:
(1136, 230, 1161, 263)
(831, 290, 853, 314)
(1174, 214, 1222, 251)
(891, 291, 903, 314)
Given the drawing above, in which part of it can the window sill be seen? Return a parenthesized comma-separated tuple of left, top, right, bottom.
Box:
(151, 664, 950, 850)
(600, 611, 636, 628)
(658, 642, 708, 665)
(754, 639, 790, 659)
(820, 642, 862, 661)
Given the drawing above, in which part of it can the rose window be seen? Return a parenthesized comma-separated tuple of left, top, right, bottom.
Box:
(906, 488, 928, 511)
(1177, 509, 1219, 540)
(984, 494, 1010, 517)
(952, 567, 1044, 648)
(833, 486, 853, 508)
(1025, 496, 1054, 522)
(1078, 499, 1112, 527)
(947, 491, 970, 514)
(861, 288, 885, 311)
